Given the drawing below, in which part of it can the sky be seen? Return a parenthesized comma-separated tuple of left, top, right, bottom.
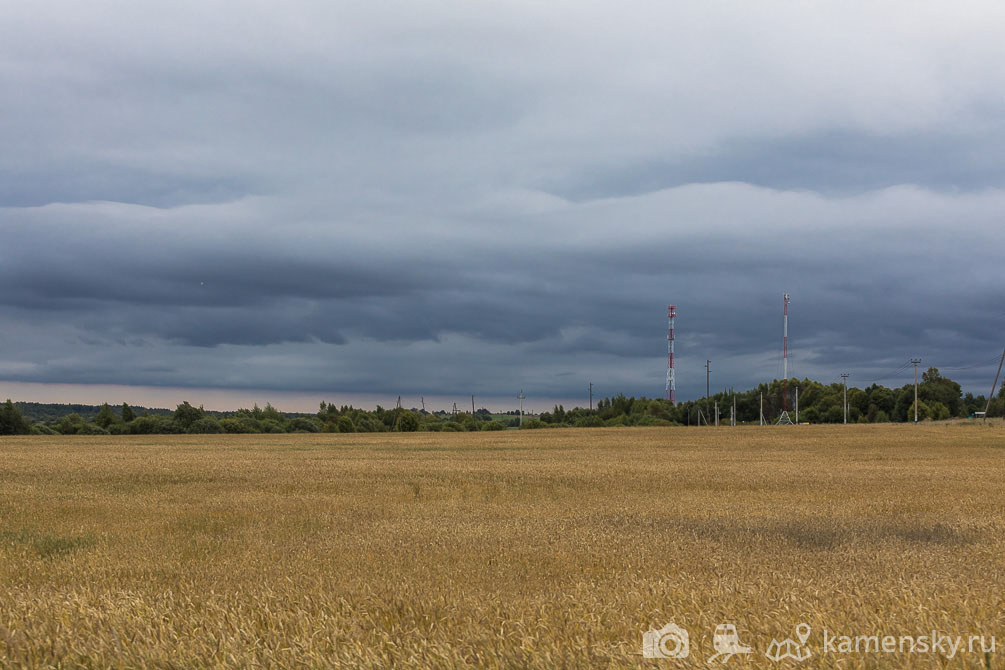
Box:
(2, 1, 1005, 413)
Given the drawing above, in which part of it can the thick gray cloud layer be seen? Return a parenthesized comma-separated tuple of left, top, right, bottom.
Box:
(2, 1, 1005, 404)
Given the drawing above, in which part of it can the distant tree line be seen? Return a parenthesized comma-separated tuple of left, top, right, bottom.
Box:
(665, 367, 995, 426)
(1, 368, 1002, 436)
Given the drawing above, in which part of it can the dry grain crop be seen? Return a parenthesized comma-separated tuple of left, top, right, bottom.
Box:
(1, 424, 1003, 668)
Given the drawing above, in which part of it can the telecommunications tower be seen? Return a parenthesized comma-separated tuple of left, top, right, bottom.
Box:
(665, 305, 676, 404)
(777, 293, 793, 425)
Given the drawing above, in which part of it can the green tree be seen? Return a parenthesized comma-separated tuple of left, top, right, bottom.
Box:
(919, 368, 963, 417)
(173, 401, 205, 430)
(908, 400, 931, 422)
(121, 402, 136, 423)
(397, 411, 419, 432)
(867, 386, 895, 415)
(94, 403, 118, 429)
(58, 413, 86, 435)
(0, 399, 31, 435)
(928, 401, 951, 421)
(258, 403, 284, 424)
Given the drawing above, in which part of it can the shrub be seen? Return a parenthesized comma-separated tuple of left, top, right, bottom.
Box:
(130, 415, 184, 434)
(57, 413, 86, 435)
(237, 417, 263, 433)
(480, 420, 507, 431)
(188, 417, 224, 434)
(288, 417, 321, 433)
(575, 415, 604, 428)
(631, 415, 673, 427)
(128, 416, 159, 434)
(260, 419, 286, 434)
(220, 418, 257, 434)
(76, 423, 110, 435)
(396, 411, 419, 432)
(356, 416, 384, 433)
(519, 419, 546, 430)
(929, 402, 951, 421)
(336, 416, 355, 433)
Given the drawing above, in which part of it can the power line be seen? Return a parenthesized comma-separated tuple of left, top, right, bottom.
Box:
(854, 360, 913, 384)
(849, 354, 999, 385)
(936, 353, 1005, 371)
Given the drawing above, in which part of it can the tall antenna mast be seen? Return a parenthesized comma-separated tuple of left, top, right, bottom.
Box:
(665, 305, 676, 405)
(783, 293, 790, 405)
(517, 389, 525, 427)
(777, 294, 793, 425)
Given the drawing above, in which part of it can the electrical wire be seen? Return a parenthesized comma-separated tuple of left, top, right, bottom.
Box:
(937, 352, 1005, 371)
(854, 360, 913, 385)
(847, 352, 1001, 386)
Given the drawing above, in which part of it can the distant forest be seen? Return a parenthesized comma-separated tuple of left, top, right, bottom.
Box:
(2, 368, 1003, 435)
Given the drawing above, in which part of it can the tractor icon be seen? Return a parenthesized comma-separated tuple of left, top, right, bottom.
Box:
(707, 623, 753, 663)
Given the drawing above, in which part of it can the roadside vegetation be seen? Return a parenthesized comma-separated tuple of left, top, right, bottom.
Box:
(2, 368, 1002, 436)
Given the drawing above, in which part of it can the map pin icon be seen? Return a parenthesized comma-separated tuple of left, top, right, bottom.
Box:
(796, 623, 811, 645)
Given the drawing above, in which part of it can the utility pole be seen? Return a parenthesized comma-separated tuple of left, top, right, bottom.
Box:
(984, 348, 1005, 422)
(589, 382, 593, 412)
(714, 401, 719, 427)
(795, 385, 799, 424)
(517, 390, 525, 427)
(471, 395, 476, 417)
(760, 392, 764, 426)
(705, 359, 711, 425)
(911, 359, 922, 423)
(840, 374, 849, 424)
(421, 397, 425, 412)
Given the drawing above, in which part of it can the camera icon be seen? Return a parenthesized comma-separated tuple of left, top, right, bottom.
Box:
(642, 622, 690, 659)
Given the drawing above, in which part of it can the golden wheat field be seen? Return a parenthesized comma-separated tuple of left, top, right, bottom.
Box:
(1, 425, 1003, 669)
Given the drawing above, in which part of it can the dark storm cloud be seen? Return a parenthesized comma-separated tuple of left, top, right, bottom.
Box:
(2, 1, 1005, 404)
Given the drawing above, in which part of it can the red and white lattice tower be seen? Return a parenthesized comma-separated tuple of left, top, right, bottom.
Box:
(665, 305, 676, 404)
